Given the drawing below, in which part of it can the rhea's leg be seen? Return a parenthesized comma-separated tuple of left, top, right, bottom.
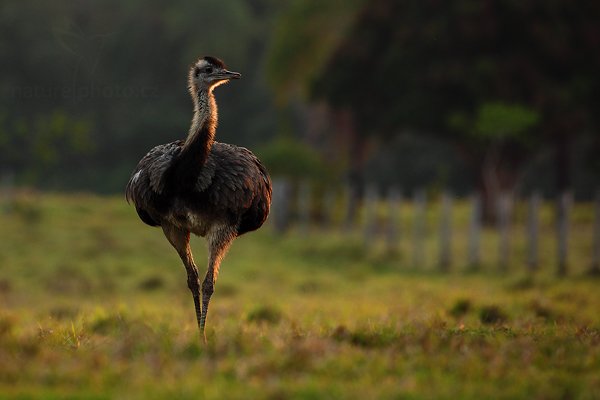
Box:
(199, 226, 236, 340)
(161, 224, 203, 338)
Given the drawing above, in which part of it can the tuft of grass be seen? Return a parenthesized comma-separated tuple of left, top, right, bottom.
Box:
(49, 305, 80, 320)
(45, 264, 92, 294)
(331, 324, 399, 348)
(10, 194, 44, 224)
(215, 283, 238, 297)
(0, 313, 17, 336)
(179, 340, 203, 360)
(449, 298, 472, 318)
(296, 280, 324, 293)
(529, 299, 558, 321)
(247, 305, 283, 324)
(89, 311, 127, 335)
(137, 275, 165, 291)
(507, 276, 536, 291)
(0, 278, 12, 294)
(479, 305, 508, 325)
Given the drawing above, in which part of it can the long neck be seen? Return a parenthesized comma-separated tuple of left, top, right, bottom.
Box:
(171, 87, 217, 190)
(182, 87, 217, 164)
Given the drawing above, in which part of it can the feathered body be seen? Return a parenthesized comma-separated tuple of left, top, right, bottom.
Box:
(125, 56, 271, 342)
(126, 140, 271, 236)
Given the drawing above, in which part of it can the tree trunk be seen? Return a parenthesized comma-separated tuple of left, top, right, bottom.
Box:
(477, 147, 520, 225)
(555, 133, 571, 193)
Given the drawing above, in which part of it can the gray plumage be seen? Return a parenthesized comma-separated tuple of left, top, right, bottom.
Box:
(125, 56, 271, 343)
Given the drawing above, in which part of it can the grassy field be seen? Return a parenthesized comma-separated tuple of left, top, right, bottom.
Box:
(0, 192, 599, 399)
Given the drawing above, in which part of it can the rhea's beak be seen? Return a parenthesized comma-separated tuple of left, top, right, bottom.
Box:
(220, 69, 241, 80)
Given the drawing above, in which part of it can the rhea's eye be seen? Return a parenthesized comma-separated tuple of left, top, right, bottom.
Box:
(194, 67, 201, 77)
(205, 66, 213, 74)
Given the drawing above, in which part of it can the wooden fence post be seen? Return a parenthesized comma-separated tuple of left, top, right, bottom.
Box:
(497, 193, 512, 272)
(343, 184, 359, 232)
(297, 181, 311, 233)
(386, 187, 401, 253)
(468, 193, 482, 269)
(591, 190, 600, 275)
(363, 185, 378, 248)
(527, 192, 541, 272)
(438, 192, 452, 271)
(557, 191, 572, 276)
(272, 178, 292, 233)
(412, 190, 426, 268)
(322, 189, 336, 230)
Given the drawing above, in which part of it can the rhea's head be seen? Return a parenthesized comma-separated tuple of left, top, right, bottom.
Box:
(189, 56, 241, 93)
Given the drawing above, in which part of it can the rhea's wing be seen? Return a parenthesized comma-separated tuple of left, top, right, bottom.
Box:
(125, 141, 182, 207)
(203, 142, 271, 213)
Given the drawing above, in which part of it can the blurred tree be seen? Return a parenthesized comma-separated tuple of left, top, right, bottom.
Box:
(266, 0, 365, 103)
(0, 0, 281, 192)
(317, 0, 600, 187)
(449, 102, 539, 216)
(256, 136, 328, 181)
(269, 0, 600, 211)
(266, 0, 368, 221)
(0, 110, 93, 184)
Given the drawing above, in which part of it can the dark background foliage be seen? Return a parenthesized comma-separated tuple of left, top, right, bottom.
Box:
(1, 0, 598, 197)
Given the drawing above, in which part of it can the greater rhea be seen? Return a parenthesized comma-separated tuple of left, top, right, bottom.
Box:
(126, 56, 272, 342)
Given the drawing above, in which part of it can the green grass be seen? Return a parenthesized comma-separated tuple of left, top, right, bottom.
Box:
(0, 192, 599, 399)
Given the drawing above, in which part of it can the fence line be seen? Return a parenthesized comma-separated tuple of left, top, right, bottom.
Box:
(269, 180, 600, 276)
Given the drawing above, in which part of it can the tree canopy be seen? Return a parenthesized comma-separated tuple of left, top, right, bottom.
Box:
(2, 0, 599, 196)
(312, 0, 600, 135)
(0, 0, 280, 191)
(268, 0, 600, 196)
